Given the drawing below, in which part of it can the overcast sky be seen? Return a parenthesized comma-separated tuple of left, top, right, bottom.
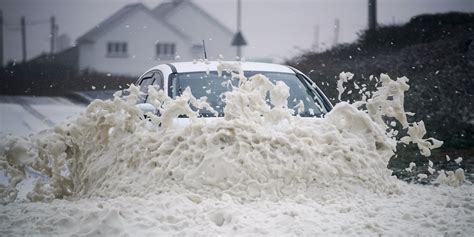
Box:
(1, 0, 473, 64)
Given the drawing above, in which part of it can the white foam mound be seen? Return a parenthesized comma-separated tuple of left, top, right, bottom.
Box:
(0, 70, 403, 201)
(0, 62, 471, 236)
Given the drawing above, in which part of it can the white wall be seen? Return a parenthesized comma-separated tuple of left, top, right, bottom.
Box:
(79, 9, 191, 76)
(79, 42, 95, 71)
(166, 2, 235, 60)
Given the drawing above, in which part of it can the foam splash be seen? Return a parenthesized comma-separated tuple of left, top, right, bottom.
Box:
(1, 62, 471, 236)
(1, 62, 453, 204)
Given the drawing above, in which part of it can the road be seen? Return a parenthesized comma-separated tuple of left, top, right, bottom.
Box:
(0, 95, 86, 136)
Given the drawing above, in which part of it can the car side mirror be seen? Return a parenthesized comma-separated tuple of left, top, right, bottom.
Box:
(136, 103, 157, 115)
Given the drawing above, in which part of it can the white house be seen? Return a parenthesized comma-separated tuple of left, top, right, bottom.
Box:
(72, 0, 235, 76)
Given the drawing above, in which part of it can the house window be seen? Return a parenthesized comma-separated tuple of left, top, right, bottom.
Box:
(107, 42, 128, 57)
(156, 43, 176, 58)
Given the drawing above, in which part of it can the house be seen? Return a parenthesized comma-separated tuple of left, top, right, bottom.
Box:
(67, 0, 235, 76)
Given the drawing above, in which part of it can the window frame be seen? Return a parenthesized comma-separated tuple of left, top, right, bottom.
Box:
(106, 41, 128, 58)
(156, 42, 176, 59)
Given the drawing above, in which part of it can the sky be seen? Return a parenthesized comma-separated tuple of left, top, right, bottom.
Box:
(0, 0, 473, 64)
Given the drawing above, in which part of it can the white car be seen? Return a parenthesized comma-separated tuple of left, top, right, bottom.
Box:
(135, 61, 332, 118)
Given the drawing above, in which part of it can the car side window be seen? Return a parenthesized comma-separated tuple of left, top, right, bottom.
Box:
(296, 74, 331, 112)
(152, 71, 164, 91)
(136, 72, 153, 85)
(140, 78, 154, 94)
(138, 73, 155, 103)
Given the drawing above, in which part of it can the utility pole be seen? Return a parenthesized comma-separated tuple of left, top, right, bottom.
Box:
(21, 16, 26, 62)
(313, 25, 319, 52)
(0, 10, 3, 67)
(236, 0, 241, 57)
(50, 16, 56, 54)
(231, 0, 247, 58)
(368, 0, 377, 30)
(55, 23, 58, 53)
(333, 18, 340, 47)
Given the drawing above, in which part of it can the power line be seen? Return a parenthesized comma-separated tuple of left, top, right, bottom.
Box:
(3, 15, 58, 62)
(28, 19, 49, 25)
(3, 18, 49, 27)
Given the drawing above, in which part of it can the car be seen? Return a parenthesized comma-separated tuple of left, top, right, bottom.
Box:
(134, 61, 332, 120)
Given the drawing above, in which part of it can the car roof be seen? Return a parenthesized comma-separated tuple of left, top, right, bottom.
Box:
(149, 61, 295, 74)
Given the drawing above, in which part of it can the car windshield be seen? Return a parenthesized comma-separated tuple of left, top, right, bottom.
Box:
(170, 71, 327, 117)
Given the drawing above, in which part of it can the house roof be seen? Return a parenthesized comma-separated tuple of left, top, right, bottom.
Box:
(77, 3, 140, 43)
(152, 0, 233, 36)
(152, 0, 186, 18)
(77, 2, 190, 44)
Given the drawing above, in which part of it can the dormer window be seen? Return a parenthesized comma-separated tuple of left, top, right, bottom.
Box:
(107, 42, 128, 57)
(156, 43, 176, 58)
